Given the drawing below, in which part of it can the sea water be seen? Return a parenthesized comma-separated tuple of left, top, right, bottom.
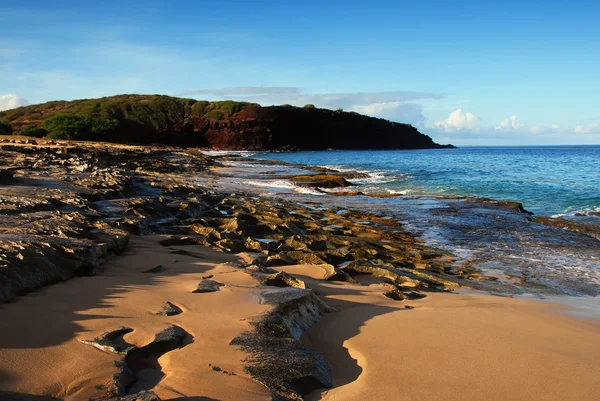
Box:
(258, 146, 600, 217)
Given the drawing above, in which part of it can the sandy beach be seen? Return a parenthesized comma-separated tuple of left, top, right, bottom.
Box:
(0, 236, 271, 401)
(1, 141, 599, 401)
(1, 236, 599, 400)
(304, 287, 600, 401)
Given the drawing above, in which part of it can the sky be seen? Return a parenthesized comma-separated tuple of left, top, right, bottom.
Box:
(1, 0, 599, 145)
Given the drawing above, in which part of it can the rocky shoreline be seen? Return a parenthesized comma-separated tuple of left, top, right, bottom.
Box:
(1, 139, 598, 400)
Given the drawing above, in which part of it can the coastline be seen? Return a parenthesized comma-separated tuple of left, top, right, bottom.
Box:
(1, 139, 599, 400)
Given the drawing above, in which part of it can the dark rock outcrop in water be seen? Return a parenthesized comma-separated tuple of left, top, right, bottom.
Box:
(0, 95, 453, 150)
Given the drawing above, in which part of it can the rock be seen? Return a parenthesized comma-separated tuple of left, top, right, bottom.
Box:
(289, 174, 353, 188)
(80, 327, 134, 354)
(283, 251, 327, 266)
(259, 287, 335, 339)
(0, 168, 15, 185)
(382, 285, 406, 301)
(143, 265, 166, 273)
(110, 362, 135, 397)
(325, 268, 358, 283)
(254, 253, 298, 267)
(110, 390, 161, 401)
(232, 287, 334, 400)
(154, 301, 182, 316)
(106, 326, 192, 396)
(192, 279, 225, 293)
(0, 392, 61, 400)
(260, 271, 307, 289)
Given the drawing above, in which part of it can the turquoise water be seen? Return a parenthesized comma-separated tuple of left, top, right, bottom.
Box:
(259, 146, 600, 216)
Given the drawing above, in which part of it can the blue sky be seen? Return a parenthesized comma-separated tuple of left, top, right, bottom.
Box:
(1, 0, 599, 145)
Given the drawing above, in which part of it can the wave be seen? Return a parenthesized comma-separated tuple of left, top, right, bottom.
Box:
(319, 164, 405, 185)
(201, 150, 256, 157)
(552, 205, 600, 218)
(239, 179, 297, 190)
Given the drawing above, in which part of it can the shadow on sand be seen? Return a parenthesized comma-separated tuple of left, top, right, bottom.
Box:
(0, 236, 436, 400)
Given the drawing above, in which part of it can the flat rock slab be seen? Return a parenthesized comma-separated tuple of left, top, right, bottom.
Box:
(192, 279, 225, 293)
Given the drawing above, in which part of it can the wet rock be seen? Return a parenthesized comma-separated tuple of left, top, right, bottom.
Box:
(154, 301, 182, 316)
(289, 174, 353, 188)
(535, 216, 600, 241)
(192, 279, 225, 293)
(466, 198, 533, 214)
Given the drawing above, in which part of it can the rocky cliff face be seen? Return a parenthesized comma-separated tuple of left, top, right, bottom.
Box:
(194, 105, 452, 150)
(0, 95, 453, 150)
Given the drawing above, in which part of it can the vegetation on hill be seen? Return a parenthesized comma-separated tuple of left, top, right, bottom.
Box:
(0, 94, 453, 150)
(0, 120, 12, 135)
(17, 124, 47, 138)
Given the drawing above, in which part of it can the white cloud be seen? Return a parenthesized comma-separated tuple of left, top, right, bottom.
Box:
(182, 87, 442, 108)
(0, 94, 29, 111)
(496, 115, 523, 130)
(434, 108, 480, 131)
(349, 102, 426, 125)
(574, 122, 600, 134)
(181, 87, 441, 125)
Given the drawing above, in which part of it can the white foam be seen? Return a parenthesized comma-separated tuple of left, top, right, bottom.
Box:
(386, 189, 412, 195)
(241, 179, 297, 190)
(553, 205, 600, 218)
(295, 187, 326, 195)
(201, 150, 256, 157)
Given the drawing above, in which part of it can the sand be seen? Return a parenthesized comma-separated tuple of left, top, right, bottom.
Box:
(0, 236, 271, 401)
(297, 272, 600, 401)
(1, 238, 599, 400)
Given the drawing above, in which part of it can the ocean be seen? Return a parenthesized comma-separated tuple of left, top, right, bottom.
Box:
(257, 146, 600, 217)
